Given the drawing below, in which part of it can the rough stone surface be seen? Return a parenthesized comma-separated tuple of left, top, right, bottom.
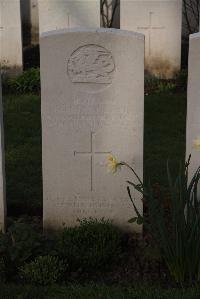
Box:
(41, 28, 144, 232)
(0, 0, 23, 76)
(38, 0, 100, 34)
(0, 75, 6, 232)
(120, 0, 182, 78)
(186, 32, 200, 181)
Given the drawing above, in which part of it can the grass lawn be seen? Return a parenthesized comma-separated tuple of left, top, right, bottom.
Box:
(3, 94, 42, 215)
(0, 283, 200, 299)
(1, 92, 190, 297)
(144, 93, 186, 186)
(2, 92, 186, 215)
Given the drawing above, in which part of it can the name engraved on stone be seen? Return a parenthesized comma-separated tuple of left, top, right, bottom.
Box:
(74, 131, 111, 191)
(67, 44, 115, 84)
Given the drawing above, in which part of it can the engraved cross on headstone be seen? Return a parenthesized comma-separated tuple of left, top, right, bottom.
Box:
(137, 11, 165, 56)
(74, 132, 111, 192)
(67, 14, 71, 27)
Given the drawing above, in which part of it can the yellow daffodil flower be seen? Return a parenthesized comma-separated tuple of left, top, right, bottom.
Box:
(107, 155, 120, 173)
(193, 137, 200, 151)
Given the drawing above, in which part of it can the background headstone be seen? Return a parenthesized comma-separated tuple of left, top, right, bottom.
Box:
(40, 28, 144, 232)
(186, 32, 200, 180)
(120, 0, 182, 78)
(30, 0, 39, 45)
(0, 0, 23, 76)
(38, 0, 100, 34)
(0, 74, 6, 232)
(21, 0, 39, 45)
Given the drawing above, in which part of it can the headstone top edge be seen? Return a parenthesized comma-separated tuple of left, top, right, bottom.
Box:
(40, 27, 144, 41)
(190, 32, 200, 40)
(39, 0, 100, 3)
(121, 0, 181, 2)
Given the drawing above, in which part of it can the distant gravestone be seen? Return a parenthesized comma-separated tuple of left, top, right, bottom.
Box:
(41, 28, 144, 232)
(186, 33, 200, 179)
(0, 75, 6, 232)
(120, 0, 182, 78)
(21, 0, 39, 45)
(0, 0, 23, 76)
(38, 0, 100, 34)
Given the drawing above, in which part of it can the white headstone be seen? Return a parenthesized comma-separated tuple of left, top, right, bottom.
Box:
(40, 28, 144, 232)
(0, 0, 23, 76)
(120, 0, 182, 78)
(0, 75, 6, 232)
(186, 33, 200, 179)
(38, 0, 100, 34)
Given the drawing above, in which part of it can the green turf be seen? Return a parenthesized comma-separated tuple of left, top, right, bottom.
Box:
(144, 93, 186, 186)
(0, 283, 200, 299)
(2, 92, 187, 215)
(0, 92, 191, 297)
(3, 94, 42, 215)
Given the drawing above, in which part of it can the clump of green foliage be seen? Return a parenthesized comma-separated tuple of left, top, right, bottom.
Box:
(176, 69, 188, 91)
(19, 255, 65, 285)
(0, 219, 52, 278)
(144, 73, 177, 95)
(3, 68, 40, 94)
(59, 218, 123, 272)
(144, 70, 188, 95)
(156, 82, 176, 94)
(119, 156, 200, 285)
(144, 73, 161, 94)
(0, 218, 123, 282)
